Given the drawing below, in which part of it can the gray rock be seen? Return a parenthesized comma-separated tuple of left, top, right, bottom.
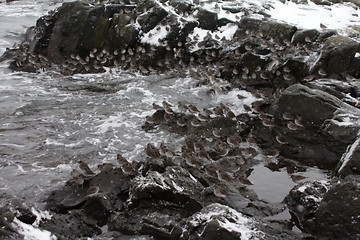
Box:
(292, 29, 320, 45)
(284, 180, 330, 232)
(336, 134, 360, 176)
(269, 83, 360, 167)
(277, 84, 342, 127)
(183, 203, 264, 240)
(129, 166, 203, 212)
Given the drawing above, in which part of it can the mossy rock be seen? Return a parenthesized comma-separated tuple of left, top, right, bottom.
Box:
(284, 59, 310, 79)
(292, 29, 320, 45)
(323, 36, 360, 75)
(259, 21, 297, 42)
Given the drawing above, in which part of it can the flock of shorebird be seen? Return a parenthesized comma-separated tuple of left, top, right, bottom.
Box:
(15, 0, 341, 199)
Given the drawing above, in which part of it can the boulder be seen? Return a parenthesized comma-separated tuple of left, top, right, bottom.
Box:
(0, 194, 37, 239)
(46, 166, 130, 213)
(109, 166, 204, 238)
(128, 166, 203, 212)
(313, 35, 360, 78)
(315, 179, 360, 239)
(292, 29, 320, 45)
(336, 134, 360, 177)
(276, 84, 342, 128)
(183, 203, 264, 240)
(137, 6, 168, 33)
(284, 180, 330, 232)
(195, 8, 218, 30)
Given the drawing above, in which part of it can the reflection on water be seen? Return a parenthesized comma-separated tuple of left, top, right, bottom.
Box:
(248, 162, 329, 203)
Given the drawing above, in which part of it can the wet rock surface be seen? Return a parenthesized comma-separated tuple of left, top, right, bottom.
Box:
(3, 0, 360, 239)
(285, 177, 360, 239)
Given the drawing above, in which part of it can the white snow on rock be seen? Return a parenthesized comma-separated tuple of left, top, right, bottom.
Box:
(266, 0, 360, 32)
(140, 0, 360, 47)
(338, 130, 360, 174)
(187, 203, 264, 240)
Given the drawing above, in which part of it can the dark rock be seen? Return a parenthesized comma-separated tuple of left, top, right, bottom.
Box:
(137, 6, 168, 33)
(306, 78, 360, 101)
(41, 209, 101, 238)
(47, 167, 130, 213)
(313, 35, 360, 77)
(283, 59, 310, 80)
(315, 179, 360, 239)
(0, 194, 37, 239)
(252, 83, 360, 168)
(195, 8, 218, 30)
(272, 84, 343, 166)
(169, 0, 194, 14)
(236, 18, 297, 42)
(109, 166, 206, 238)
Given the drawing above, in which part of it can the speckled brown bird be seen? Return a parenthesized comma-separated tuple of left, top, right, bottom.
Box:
(78, 161, 95, 176)
(146, 143, 161, 158)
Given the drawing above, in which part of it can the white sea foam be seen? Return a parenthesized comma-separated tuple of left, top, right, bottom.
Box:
(13, 218, 57, 240)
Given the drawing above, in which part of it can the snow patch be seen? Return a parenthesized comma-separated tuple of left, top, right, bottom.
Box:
(188, 203, 264, 240)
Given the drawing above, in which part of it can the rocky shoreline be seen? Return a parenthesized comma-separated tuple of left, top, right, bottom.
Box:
(2, 0, 360, 239)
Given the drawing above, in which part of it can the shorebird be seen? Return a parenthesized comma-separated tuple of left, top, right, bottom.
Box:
(188, 104, 199, 114)
(86, 186, 99, 197)
(184, 153, 201, 167)
(275, 134, 288, 145)
(282, 112, 294, 121)
(212, 128, 222, 138)
(164, 113, 172, 122)
(145, 143, 161, 158)
(227, 136, 239, 148)
(116, 154, 129, 166)
(217, 147, 230, 157)
(176, 118, 187, 127)
(194, 142, 205, 152)
(213, 106, 224, 117)
(121, 163, 137, 176)
(205, 164, 218, 178)
(146, 116, 156, 124)
(152, 103, 162, 110)
(78, 161, 95, 176)
(287, 122, 299, 131)
(191, 119, 202, 127)
(217, 170, 233, 182)
(213, 185, 228, 198)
